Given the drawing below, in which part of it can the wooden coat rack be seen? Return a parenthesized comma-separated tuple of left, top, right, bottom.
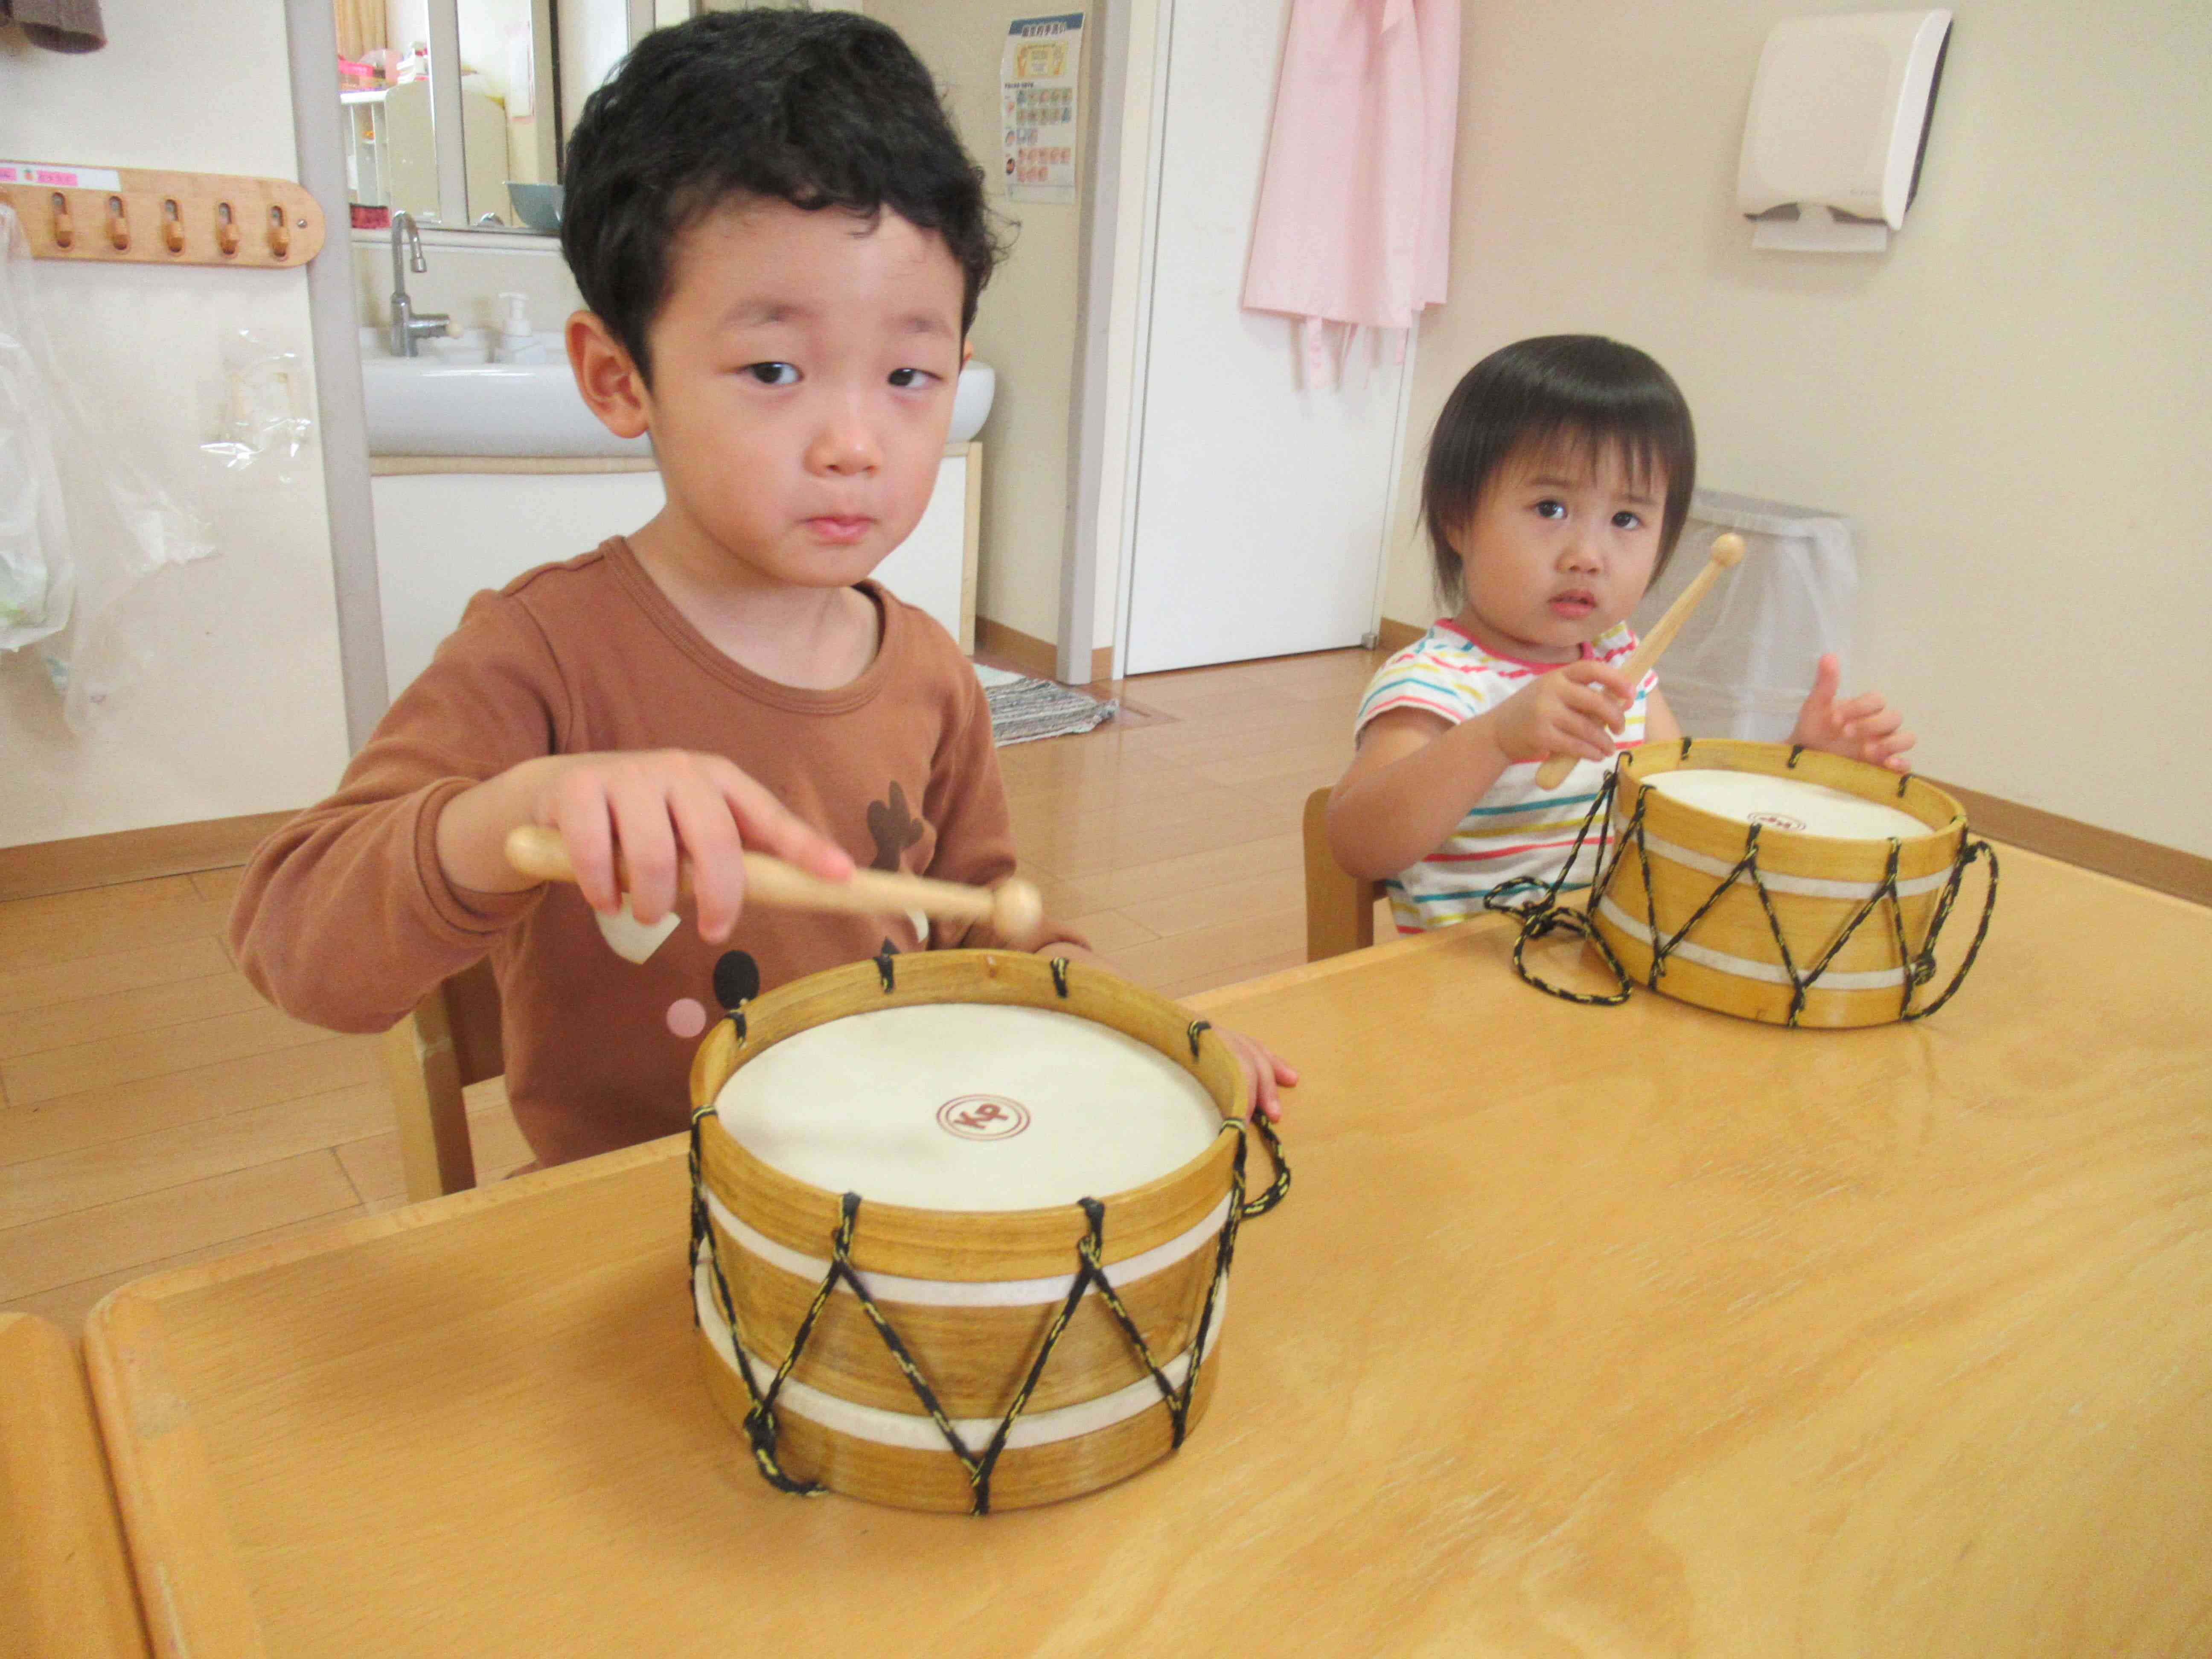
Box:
(0, 163, 326, 269)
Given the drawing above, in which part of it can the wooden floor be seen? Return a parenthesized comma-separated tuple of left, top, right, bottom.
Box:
(0, 645, 1388, 1335)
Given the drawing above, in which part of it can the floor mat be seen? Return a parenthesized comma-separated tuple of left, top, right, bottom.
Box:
(976, 663, 1120, 746)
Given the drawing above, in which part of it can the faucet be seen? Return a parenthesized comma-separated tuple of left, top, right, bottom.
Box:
(388, 211, 454, 357)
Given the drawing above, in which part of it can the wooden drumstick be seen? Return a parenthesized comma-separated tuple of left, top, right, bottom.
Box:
(503, 825, 1047, 946)
(1532, 531, 1749, 789)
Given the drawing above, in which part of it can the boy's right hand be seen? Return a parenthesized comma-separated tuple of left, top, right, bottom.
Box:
(438, 750, 854, 944)
(1487, 661, 1636, 768)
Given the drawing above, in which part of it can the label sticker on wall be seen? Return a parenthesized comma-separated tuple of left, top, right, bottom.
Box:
(0, 161, 124, 191)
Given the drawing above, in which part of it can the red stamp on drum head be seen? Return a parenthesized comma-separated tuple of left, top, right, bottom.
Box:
(1747, 811, 1807, 832)
(936, 1095, 1032, 1141)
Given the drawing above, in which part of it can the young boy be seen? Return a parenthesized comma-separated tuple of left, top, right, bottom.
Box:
(1329, 335, 1912, 932)
(232, 12, 1290, 1164)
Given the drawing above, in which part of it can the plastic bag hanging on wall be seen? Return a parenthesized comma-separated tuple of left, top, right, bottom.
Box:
(199, 326, 313, 482)
(0, 203, 215, 730)
(0, 204, 76, 652)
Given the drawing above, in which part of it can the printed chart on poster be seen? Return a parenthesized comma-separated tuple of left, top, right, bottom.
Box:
(1001, 13, 1083, 204)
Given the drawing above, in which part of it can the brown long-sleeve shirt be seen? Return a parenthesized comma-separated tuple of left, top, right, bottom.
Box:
(232, 538, 1045, 1165)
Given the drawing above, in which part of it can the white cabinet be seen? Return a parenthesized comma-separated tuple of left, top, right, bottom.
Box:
(873, 443, 981, 654)
(370, 446, 980, 706)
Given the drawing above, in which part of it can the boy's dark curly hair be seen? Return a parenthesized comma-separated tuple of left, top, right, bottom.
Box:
(561, 10, 1004, 381)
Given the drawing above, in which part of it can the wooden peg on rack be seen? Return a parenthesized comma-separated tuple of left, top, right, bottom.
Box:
(267, 204, 291, 260)
(160, 200, 185, 254)
(105, 195, 129, 252)
(215, 202, 239, 257)
(48, 193, 73, 250)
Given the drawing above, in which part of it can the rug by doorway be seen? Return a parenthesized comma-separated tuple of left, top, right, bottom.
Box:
(976, 664, 1120, 746)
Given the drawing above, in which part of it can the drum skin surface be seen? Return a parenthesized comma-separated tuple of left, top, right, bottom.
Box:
(688, 949, 1262, 1512)
(1594, 740, 1970, 1029)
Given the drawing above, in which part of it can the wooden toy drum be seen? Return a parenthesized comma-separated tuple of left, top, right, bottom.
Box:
(687, 949, 1287, 1514)
(1591, 740, 1994, 1028)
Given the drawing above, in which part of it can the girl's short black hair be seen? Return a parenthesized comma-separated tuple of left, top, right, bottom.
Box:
(561, 10, 1003, 381)
(1420, 335, 1697, 605)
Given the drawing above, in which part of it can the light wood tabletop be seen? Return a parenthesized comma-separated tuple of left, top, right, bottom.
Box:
(84, 847, 2211, 1657)
(0, 1313, 149, 1658)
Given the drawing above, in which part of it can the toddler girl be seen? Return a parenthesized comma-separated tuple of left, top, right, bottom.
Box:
(1329, 335, 1912, 934)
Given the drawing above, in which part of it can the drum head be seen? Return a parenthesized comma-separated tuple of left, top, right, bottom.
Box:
(1642, 767, 1928, 841)
(713, 1003, 1224, 1211)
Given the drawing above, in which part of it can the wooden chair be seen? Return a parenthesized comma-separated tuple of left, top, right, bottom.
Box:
(1301, 787, 1381, 961)
(378, 958, 502, 1202)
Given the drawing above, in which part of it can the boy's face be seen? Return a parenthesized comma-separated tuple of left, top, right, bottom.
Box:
(588, 198, 967, 591)
(1451, 438, 1665, 664)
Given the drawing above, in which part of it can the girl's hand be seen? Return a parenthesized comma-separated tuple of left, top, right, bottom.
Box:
(1488, 660, 1637, 768)
(1790, 655, 1916, 773)
(1215, 1025, 1297, 1123)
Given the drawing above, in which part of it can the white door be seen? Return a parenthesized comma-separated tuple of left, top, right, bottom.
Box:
(1118, 0, 1409, 676)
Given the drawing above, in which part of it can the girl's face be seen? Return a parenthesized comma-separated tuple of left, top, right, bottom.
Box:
(1449, 437, 1665, 664)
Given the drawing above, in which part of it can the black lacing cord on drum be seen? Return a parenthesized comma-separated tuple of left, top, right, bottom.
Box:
(688, 1107, 825, 1497)
(1484, 763, 1636, 1007)
(1484, 742, 2000, 1025)
(873, 940, 898, 991)
(1050, 957, 1070, 998)
(1903, 838, 2000, 1019)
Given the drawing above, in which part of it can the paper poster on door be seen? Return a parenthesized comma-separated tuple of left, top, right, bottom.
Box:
(1001, 13, 1083, 204)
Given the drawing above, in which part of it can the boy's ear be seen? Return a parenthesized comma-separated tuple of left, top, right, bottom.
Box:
(568, 311, 651, 440)
(961, 338, 973, 367)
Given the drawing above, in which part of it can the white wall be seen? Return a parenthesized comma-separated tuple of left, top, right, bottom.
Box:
(0, 8, 353, 846)
(1380, 1, 2212, 857)
(870, 0, 1082, 644)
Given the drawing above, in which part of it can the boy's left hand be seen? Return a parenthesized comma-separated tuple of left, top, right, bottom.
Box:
(1214, 1025, 1297, 1123)
(1791, 655, 1915, 773)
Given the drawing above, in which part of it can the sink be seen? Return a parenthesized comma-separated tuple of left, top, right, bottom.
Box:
(361, 329, 997, 457)
(948, 361, 994, 445)
(361, 328, 650, 459)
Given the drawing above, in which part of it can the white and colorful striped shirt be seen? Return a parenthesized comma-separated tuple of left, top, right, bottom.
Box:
(1354, 620, 1655, 934)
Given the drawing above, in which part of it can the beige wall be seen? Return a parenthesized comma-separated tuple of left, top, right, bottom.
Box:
(0, 8, 353, 846)
(1381, 1, 2211, 856)
(872, 0, 1082, 644)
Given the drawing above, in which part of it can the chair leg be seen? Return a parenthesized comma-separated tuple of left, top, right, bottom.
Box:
(381, 1006, 478, 1202)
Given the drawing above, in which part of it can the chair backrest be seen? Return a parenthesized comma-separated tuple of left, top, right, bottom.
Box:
(379, 957, 502, 1202)
(1302, 787, 1380, 960)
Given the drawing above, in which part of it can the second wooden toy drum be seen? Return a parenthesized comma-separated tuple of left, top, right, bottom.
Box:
(1590, 740, 1995, 1028)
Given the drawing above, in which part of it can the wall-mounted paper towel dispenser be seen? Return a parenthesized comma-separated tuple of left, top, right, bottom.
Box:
(1738, 9, 1953, 253)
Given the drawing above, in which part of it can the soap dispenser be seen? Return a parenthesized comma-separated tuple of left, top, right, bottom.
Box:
(492, 292, 550, 364)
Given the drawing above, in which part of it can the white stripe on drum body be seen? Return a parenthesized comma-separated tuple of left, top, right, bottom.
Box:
(1596, 899, 1909, 990)
(1625, 832, 1953, 901)
(692, 1255, 1227, 1450)
(703, 1188, 1232, 1307)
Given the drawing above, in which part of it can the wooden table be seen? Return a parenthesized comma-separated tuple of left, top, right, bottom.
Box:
(0, 1313, 148, 1657)
(86, 848, 2212, 1656)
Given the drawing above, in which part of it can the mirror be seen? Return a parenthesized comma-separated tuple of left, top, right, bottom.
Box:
(333, 0, 716, 235)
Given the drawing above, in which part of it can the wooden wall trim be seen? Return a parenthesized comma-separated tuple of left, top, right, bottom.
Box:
(1377, 617, 1426, 654)
(0, 813, 293, 903)
(974, 618, 1113, 687)
(1924, 780, 2210, 909)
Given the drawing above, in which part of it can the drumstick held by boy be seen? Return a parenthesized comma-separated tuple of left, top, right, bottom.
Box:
(1329, 335, 1915, 935)
(230, 12, 1292, 1168)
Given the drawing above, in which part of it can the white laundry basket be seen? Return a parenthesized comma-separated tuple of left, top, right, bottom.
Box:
(1632, 490, 1855, 741)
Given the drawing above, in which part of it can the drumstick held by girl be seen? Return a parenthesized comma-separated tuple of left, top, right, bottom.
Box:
(1328, 335, 1915, 935)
